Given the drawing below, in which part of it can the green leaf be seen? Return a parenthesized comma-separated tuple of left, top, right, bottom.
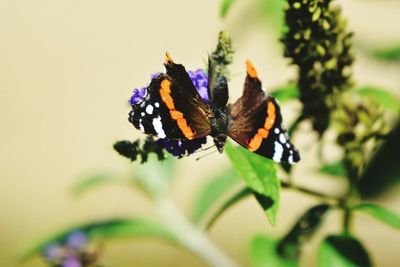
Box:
(71, 172, 124, 196)
(355, 86, 400, 113)
(220, 0, 236, 18)
(205, 187, 252, 230)
(318, 160, 347, 178)
(277, 204, 330, 260)
(358, 121, 400, 197)
(225, 142, 280, 225)
(318, 235, 372, 267)
(21, 218, 175, 261)
(271, 84, 299, 103)
(191, 168, 241, 224)
(251, 235, 297, 267)
(373, 45, 400, 61)
(351, 203, 400, 229)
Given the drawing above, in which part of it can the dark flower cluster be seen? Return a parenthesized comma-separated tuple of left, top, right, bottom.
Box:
(114, 137, 166, 163)
(209, 31, 234, 80)
(128, 69, 209, 158)
(282, 0, 353, 136)
(42, 231, 99, 267)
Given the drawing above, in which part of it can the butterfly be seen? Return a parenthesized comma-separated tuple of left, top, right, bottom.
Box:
(128, 53, 300, 164)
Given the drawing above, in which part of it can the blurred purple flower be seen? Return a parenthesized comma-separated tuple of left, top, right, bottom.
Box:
(65, 230, 87, 250)
(62, 256, 82, 267)
(42, 243, 62, 261)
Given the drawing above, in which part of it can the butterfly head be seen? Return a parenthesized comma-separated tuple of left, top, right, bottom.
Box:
(213, 134, 227, 154)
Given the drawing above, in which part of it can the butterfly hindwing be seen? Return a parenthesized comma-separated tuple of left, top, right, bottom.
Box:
(229, 61, 300, 164)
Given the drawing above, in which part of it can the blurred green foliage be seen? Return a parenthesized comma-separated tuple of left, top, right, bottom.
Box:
(251, 235, 297, 267)
(358, 122, 400, 197)
(318, 235, 371, 267)
(373, 45, 400, 61)
(277, 204, 331, 260)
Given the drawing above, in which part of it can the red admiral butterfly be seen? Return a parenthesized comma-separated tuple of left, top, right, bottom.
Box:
(129, 53, 300, 164)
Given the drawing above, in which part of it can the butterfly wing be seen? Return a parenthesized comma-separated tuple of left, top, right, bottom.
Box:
(228, 61, 300, 164)
(129, 54, 212, 140)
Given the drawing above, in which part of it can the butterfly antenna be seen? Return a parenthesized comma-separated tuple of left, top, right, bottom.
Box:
(192, 144, 216, 154)
(195, 149, 218, 161)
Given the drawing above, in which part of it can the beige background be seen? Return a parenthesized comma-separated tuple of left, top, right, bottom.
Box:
(1, 0, 400, 266)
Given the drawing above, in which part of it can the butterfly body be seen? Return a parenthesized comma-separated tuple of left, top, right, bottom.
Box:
(208, 76, 230, 153)
(129, 54, 300, 164)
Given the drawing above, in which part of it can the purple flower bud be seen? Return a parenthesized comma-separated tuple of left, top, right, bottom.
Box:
(129, 87, 147, 105)
(42, 243, 62, 261)
(62, 256, 82, 267)
(150, 72, 162, 79)
(188, 69, 209, 102)
(65, 230, 87, 250)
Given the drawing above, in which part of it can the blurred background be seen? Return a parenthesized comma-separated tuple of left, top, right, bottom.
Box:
(1, 0, 399, 266)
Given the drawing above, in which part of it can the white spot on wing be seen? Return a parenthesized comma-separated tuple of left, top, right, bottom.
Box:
(279, 133, 286, 144)
(155, 102, 160, 108)
(272, 141, 283, 162)
(274, 128, 280, 134)
(141, 112, 145, 117)
(139, 119, 145, 133)
(146, 104, 154, 115)
(288, 155, 293, 164)
(286, 143, 290, 148)
(152, 116, 166, 138)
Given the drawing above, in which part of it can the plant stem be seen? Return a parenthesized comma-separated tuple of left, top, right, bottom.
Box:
(154, 195, 239, 267)
(342, 207, 352, 234)
(281, 181, 342, 203)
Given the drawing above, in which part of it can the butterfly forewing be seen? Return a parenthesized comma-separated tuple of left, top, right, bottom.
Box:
(164, 56, 212, 138)
(129, 55, 212, 140)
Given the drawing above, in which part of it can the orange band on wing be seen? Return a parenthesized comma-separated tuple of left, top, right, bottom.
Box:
(159, 79, 195, 139)
(247, 102, 276, 152)
(246, 60, 258, 79)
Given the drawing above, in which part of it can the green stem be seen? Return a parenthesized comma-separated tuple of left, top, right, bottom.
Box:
(281, 181, 342, 203)
(155, 195, 239, 267)
(342, 206, 353, 234)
